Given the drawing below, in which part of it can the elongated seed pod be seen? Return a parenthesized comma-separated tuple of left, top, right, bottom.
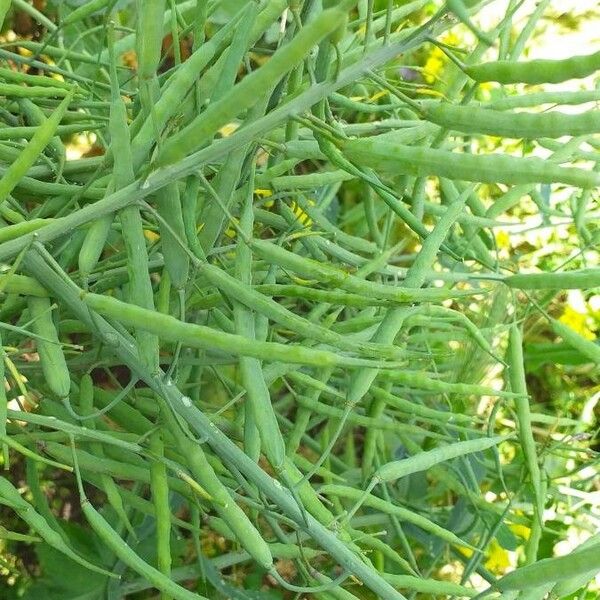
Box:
(24, 250, 411, 600)
(250, 239, 474, 303)
(342, 137, 600, 188)
(0, 273, 48, 296)
(466, 50, 600, 85)
(550, 318, 600, 364)
(149, 430, 172, 587)
(233, 190, 285, 470)
(507, 325, 544, 522)
(28, 296, 70, 398)
(362, 192, 466, 476)
(106, 23, 160, 371)
(80, 496, 204, 600)
(81, 291, 403, 369)
(378, 370, 517, 398)
(135, 0, 165, 116)
(504, 268, 600, 290)
(204, 262, 403, 360)
(237, 341, 286, 471)
(382, 574, 477, 597)
(18, 98, 66, 167)
(135, 0, 166, 82)
(79, 22, 124, 281)
(495, 543, 600, 591)
(524, 471, 547, 566)
(423, 103, 600, 139)
(0, 219, 50, 243)
(0, 476, 115, 578)
(45, 442, 191, 498)
(489, 89, 600, 110)
(320, 484, 476, 549)
(78, 374, 136, 538)
(130, 6, 252, 170)
(0, 83, 74, 98)
(24, 456, 66, 539)
(370, 386, 481, 423)
(0, 168, 104, 200)
(281, 460, 355, 539)
(78, 213, 114, 280)
(0, 1, 12, 29)
(209, 4, 257, 103)
(0, 89, 74, 204)
(0, 332, 6, 466)
(252, 284, 392, 307)
(374, 435, 507, 482)
(4, 439, 72, 470)
(323, 0, 348, 45)
(156, 398, 273, 569)
(361, 393, 387, 479)
(181, 175, 204, 260)
(61, 0, 110, 26)
(8, 405, 145, 452)
(158, 0, 359, 165)
(181, 437, 273, 569)
(155, 182, 189, 290)
(403, 197, 466, 288)
(243, 404, 261, 464)
(295, 395, 442, 439)
(286, 367, 334, 457)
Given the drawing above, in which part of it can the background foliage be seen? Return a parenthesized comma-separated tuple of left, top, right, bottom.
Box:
(0, 0, 598, 599)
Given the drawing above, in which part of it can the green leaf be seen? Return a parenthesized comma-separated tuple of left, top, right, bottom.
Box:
(496, 523, 520, 551)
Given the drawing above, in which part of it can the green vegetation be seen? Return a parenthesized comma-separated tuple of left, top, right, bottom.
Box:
(0, 1, 598, 598)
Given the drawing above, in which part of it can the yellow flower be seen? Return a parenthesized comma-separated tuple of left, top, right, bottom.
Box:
(510, 522, 531, 541)
(458, 538, 513, 576)
(442, 32, 460, 46)
(423, 32, 461, 84)
(17, 46, 33, 58)
(423, 48, 446, 84)
(143, 229, 159, 243)
(484, 540, 511, 574)
(559, 305, 595, 340)
(496, 230, 511, 250)
(477, 81, 495, 97)
(218, 122, 239, 137)
(368, 90, 388, 102)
